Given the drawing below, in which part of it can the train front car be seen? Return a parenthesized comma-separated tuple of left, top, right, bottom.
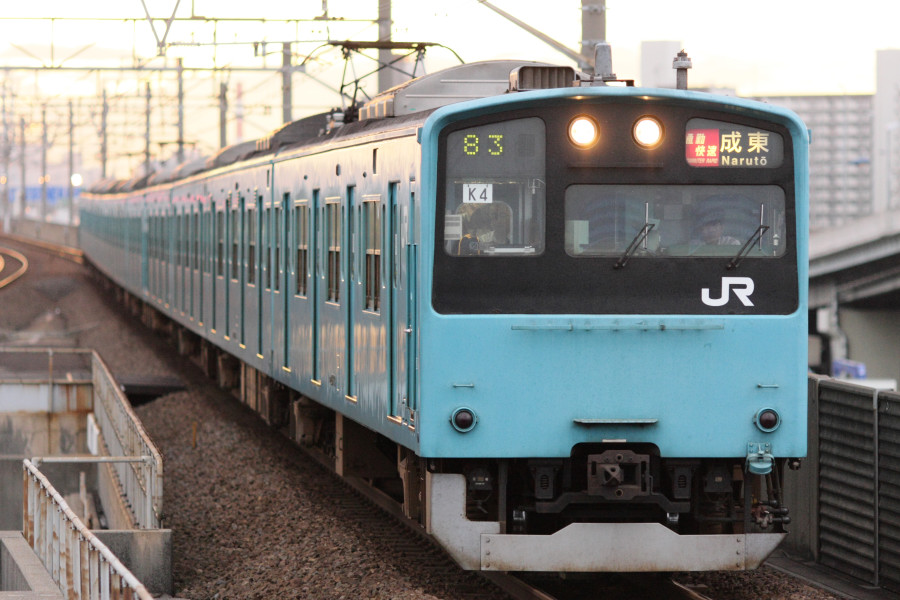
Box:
(417, 77, 808, 571)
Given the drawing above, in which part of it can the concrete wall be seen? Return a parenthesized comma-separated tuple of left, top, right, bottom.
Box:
(94, 530, 173, 596)
(0, 413, 90, 531)
(840, 307, 900, 384)
(5, 220, 78, 250)
(0, 531, 63, 597)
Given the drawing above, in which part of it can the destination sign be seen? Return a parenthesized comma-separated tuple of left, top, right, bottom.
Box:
(685, 118, 783, 169)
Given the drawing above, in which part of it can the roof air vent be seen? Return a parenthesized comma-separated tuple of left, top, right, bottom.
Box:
(509, 66, 576, 92)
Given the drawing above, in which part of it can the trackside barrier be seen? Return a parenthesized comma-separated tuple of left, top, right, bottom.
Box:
(22, 459, 153, 600)
(0, 347, 163, 529)
(90, 353, 163, 529)
(800, 375, 900, 594)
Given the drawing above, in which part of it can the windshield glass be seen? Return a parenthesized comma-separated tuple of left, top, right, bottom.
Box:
(564, 185, 786, 258)
(442, 117, 546, 256)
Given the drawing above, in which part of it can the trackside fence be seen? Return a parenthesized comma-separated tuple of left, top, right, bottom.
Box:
(90, 353, 163, 529)
(22, 459, 153, 600)
(808, 375, 900, 593)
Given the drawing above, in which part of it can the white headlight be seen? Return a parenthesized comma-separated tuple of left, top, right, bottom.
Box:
(568, 116, 599, 148)
(633, 116, 663, 148)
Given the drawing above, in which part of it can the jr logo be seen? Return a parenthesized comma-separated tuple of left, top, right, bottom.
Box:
(702, 277, 755, 307)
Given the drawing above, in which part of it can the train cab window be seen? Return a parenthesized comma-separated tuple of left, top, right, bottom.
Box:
(442, 117, 545, 257)
(564, 185, 786, 259)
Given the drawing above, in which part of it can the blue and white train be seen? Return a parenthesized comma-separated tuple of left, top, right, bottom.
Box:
(80, 55, 808, 572)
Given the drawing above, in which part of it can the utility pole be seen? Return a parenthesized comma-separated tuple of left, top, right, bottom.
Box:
(100, 90, 108, 179)
(378, 0, 393, 93)
(1, 84, 8, 230)
(145, 82, 152, 177)
(236, 82, 244, 142)
(282, 43, 292, 124)
(40, 105, 47, 222)
(219, 82, 228, 148)
(18, 117, 25, 218)
(68, 100, 74, 225)
(177, 58, 185, 163)
(581, 0, 606, 70)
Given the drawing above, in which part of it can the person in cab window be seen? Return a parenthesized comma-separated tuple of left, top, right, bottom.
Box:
(699, 218, 740, 246)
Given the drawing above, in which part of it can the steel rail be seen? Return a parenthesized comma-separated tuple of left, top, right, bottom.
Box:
(0, 246, 28, 288)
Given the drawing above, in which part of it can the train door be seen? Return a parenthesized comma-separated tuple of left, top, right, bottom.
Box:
(271, 198, 284, 371)
(320, 193, 343, 402)
(405, 184, 418, 425)
(201, 200, 212, 330)
(239, 195, 248, 346)
(276, 192, 291, 375)
(175, 204, 182, 313)
(345, 185, 357, 403)
(388, 182, 404, 422)
(309, 191, 321, 388)
(259, 196, 269, 363)
(166, 203, 174, 308)
(390, 181, 417, 426)
(226, 193, 238, 342)
(360, 191, 388, 417)
(191, 204, 199, 323)
(141, 204, 149, 294)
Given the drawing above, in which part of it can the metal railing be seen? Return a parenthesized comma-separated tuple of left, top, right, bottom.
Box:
(90, 353, 163, 529)
(23, 459, 153, 600)
(0, 347, 164, 528)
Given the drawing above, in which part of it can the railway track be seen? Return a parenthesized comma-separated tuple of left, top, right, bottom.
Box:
(0, 245, 28, 289)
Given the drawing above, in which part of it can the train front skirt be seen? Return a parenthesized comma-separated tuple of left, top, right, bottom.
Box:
(426, 473, 786, 571)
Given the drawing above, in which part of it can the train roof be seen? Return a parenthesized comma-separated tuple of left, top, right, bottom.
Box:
(357, 60, 572, 120)
(86, 59, 582, 194)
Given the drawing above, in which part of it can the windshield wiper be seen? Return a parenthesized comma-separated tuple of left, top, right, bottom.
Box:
(726, 225, 770, 270)
(614, 223, 655, 269)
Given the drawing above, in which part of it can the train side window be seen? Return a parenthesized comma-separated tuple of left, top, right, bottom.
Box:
(363, 197, 381, 312)
(192, 210, 200, 270)
(326, 200, 341, 303)
(274, 205, 282, 292)
(230, 203, 239, 281)
(247, 206, 257, 285)
(264, 205, 272, 290)
(295, 203, 309, 297)
(216, 209, 225, 277)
